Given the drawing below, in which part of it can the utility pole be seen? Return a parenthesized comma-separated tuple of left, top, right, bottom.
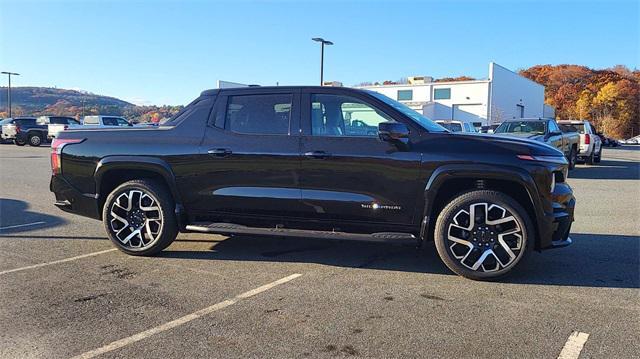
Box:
(312, 38, 333, 85)
(1, 71, 20, 117)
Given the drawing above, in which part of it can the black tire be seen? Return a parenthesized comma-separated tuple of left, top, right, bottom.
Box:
(102, 179, 178, 256)
(14, 138, 26, 146)
(586, 151, 595, 165)
(567, 147, 577, 170)
(28, 133, 43, 147)
(434, 190, 533, 280)
(594, 148, 602, 163)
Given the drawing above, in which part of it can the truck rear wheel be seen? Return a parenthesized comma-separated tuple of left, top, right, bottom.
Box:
(102, 179, 178, 256)
(567, 147, 576, 170)
(28, 133, 43, 147)
(14, 138, 26, 146)
(433, 190, 533, 280)
(586, 151, 595, 165)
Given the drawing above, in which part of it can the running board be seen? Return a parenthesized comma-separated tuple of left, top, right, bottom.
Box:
(185, 222, 416, 242)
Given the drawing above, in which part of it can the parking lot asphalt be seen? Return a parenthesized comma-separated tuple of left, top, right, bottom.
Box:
(0, 143, 638, 358)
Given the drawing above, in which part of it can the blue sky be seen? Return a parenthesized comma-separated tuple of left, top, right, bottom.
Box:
(1, 0, 638, 105)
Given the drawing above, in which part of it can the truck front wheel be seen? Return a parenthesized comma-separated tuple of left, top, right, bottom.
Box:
(102, 179, 178, 256)
(433, 190, 533, 280)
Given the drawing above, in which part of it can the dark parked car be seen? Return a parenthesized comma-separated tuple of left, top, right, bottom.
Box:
(494, 118, 580, 169)
(1, 117, 44, 146)
(50, 86, 575, 280)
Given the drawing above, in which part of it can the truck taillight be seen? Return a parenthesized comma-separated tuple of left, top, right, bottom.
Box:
(15, 125, 21, 133)
(584, 134, 591, 144)
(51, 138, 84, 175)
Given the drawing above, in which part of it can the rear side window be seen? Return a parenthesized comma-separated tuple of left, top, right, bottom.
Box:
(15, 119, 36, 126)
(50, 117, 77, 124)
(102, 117, 129, 126)
(226, 94, 291, 135)
(83, 117, 99, 125)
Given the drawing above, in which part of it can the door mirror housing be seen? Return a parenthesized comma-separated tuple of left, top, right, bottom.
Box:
(378, 122, 409, 144)
(547, 131, 562, 138)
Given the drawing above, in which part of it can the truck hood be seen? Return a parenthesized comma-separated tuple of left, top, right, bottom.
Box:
(441, 132, 563, 157)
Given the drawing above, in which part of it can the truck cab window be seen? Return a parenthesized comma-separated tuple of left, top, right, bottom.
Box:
(226, 94, 291, 135)
(311, 94, 391, 137)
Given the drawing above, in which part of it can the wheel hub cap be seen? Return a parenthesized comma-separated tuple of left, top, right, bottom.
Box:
(109, 190, 163, 249)
(447, 202, 523, 272)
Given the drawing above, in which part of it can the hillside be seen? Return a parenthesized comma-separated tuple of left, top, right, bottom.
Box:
(0, 87, 182, 123)
(519, 65, 639, 139)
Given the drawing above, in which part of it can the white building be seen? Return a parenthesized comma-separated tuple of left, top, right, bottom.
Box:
(357, 62, 554, 128)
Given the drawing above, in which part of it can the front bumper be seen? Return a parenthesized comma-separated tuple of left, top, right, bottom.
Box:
(539, 182, 575, 249)
(50, 175, 101, 220)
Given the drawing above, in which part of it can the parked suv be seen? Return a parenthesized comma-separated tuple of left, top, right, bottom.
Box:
(1, 117, 45, 146)
(558, 120, 602, 164)
(50, 86, 575, 280)
(82, 115, 132, 127)
(435, 120, 478, 133)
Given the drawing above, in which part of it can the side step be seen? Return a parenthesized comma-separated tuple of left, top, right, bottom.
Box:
(185, 222, 415, 243)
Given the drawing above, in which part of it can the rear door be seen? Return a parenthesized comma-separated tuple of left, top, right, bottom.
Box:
(194, 88, 304, 221)
(298, 89, 422, 227)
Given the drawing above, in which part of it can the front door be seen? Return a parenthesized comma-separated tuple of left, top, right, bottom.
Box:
(195, 89, 303, 221)
(298, 90, 422, 227)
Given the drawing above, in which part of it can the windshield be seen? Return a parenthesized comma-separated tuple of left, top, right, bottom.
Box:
(366, 91, 448, 132)
(495, 121, 546, 135)
(437, 122, 463, 132)
(0, 119, 12, 125)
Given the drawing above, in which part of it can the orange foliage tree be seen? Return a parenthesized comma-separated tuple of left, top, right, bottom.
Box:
(520, 65, 639, 139)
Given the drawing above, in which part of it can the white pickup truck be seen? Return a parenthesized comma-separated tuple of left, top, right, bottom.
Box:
(45, 116, 82, 140)
(558, 120, 602, 164)
(48, 115, 132, 139)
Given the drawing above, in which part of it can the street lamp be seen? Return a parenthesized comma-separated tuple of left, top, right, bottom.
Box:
(1, 71, 20, 118)
(312, 38, 333, 85)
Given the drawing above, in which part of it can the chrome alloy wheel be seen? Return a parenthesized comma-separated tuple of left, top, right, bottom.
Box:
(109, 190, 163, 249)
(446, 202, 523, 272)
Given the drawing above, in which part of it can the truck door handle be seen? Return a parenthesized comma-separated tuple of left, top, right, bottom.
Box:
(304, 151, 331, 159)
(208, 148, 232, 157)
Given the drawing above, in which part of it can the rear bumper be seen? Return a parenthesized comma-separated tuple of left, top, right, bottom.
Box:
(539, 182, 575, 249)
(50, 175, 101, 220)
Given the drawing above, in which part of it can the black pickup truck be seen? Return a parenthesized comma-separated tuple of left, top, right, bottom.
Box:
(50, 86, 575, 280)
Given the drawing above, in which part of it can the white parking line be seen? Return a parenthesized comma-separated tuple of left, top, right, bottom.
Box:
(0, 248, 118, 275)
(0, 221, 46, 231)
(70, 273, 302, 359)
(558, 331, 590, 359)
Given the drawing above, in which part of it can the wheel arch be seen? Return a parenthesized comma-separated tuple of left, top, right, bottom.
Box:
(94, 156, 186, 228)
(420, 164, 544, 249)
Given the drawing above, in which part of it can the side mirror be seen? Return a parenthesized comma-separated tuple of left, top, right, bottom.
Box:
(378, 122, 409, 144)
(547, 131, 562, 138)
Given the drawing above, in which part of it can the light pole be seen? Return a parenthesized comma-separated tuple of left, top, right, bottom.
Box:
(1, 71, 20, 118)
(312, 38, 333, 85)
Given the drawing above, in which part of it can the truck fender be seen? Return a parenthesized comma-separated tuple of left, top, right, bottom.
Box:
(419, 163, 543, 241)
(94, 156, 185, 223)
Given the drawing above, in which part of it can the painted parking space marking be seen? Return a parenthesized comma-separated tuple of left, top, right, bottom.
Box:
(557, 331, 590, 359)
(0, 221, 46, 231)
(70, 273, 303, 359)
(0, 248, 117, 276)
